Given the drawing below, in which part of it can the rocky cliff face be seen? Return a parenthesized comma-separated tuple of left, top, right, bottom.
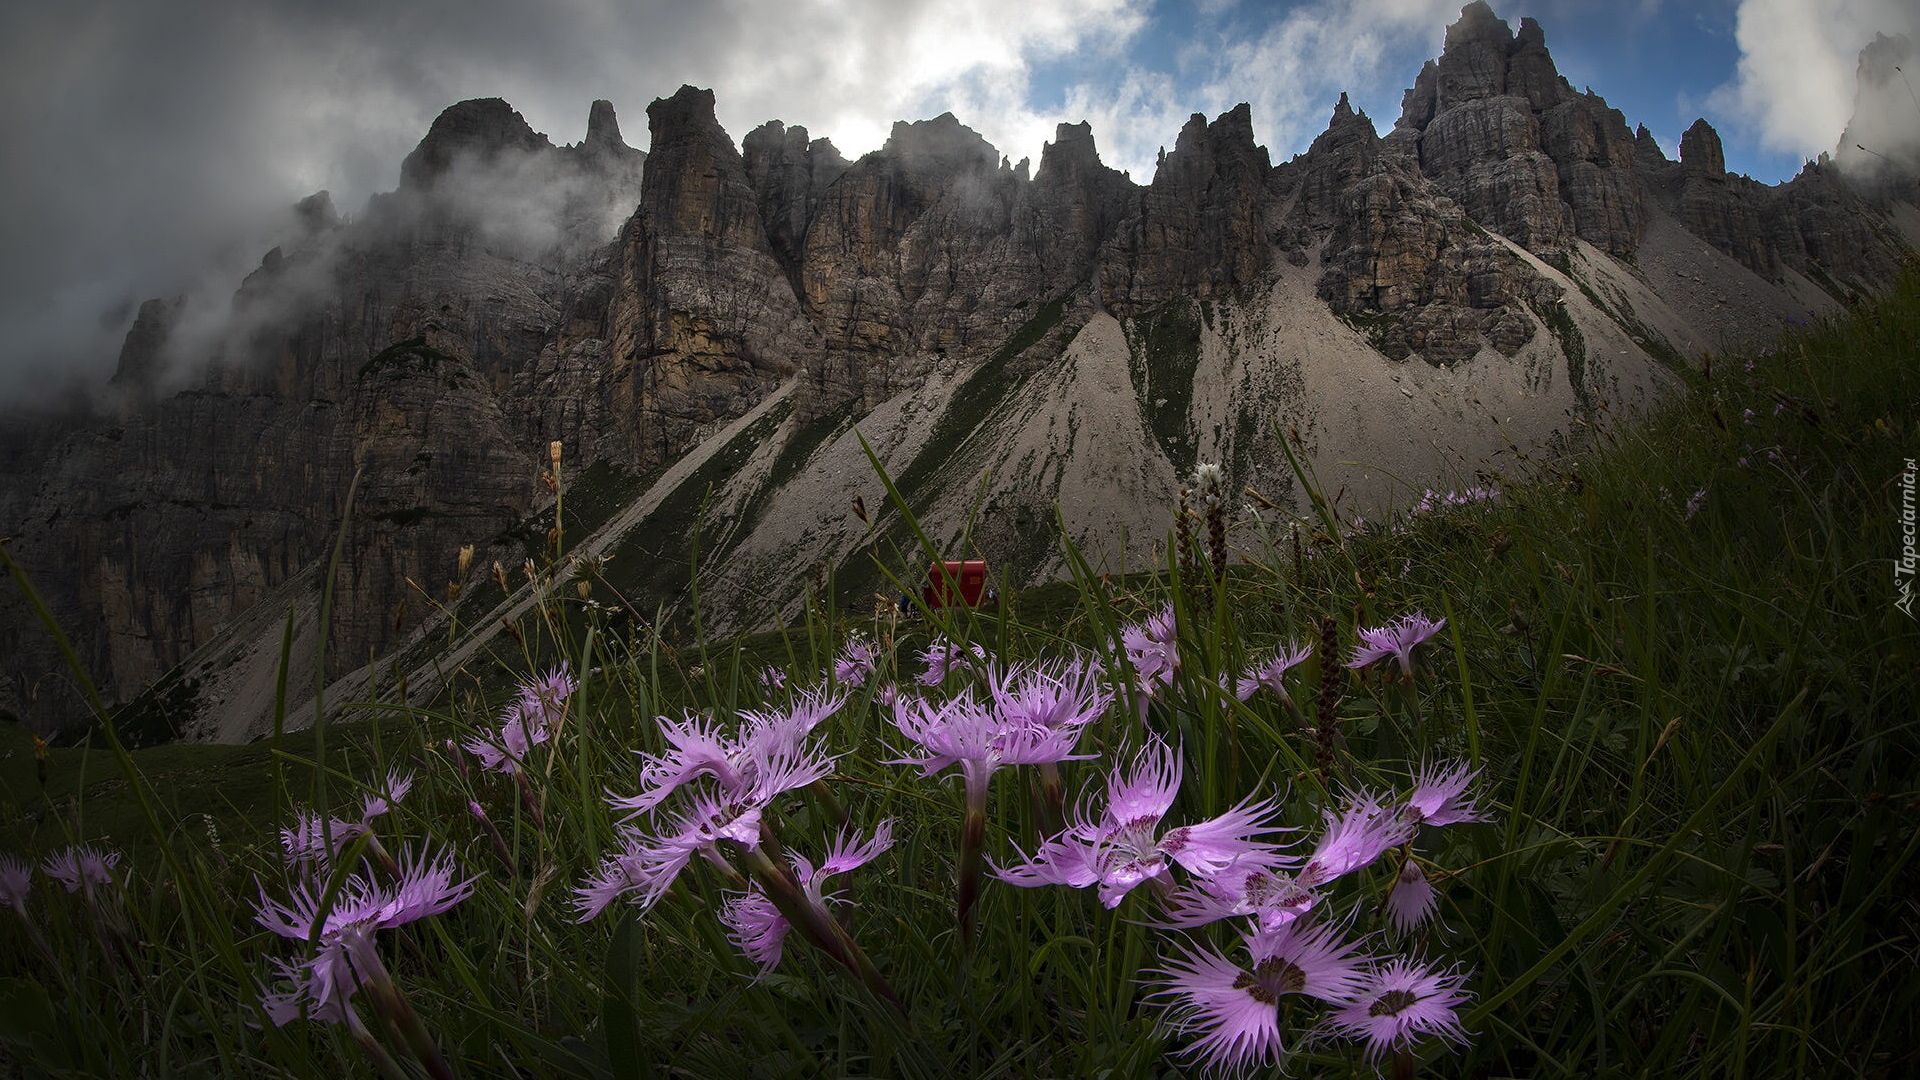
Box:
(1099, 103, 1272, 311)
(1, 100, 645, 738)
(3, 2, 1915, 741)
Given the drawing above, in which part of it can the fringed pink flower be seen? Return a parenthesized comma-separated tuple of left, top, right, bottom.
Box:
(1151, 920, 1370, 1072)
(997, 740, 1288, 908)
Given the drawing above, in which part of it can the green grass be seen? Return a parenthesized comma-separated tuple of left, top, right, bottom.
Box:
(2, 268, 1916, 1079)
(1125, 298, 1203, 475)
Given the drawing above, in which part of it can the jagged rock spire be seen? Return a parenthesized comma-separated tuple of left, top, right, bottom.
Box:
(1681, 118, 1725, 179)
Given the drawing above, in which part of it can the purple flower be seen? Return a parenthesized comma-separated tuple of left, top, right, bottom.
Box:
(989, 656, 1111, 736)
(1298, 795, 1414, 889)
(1121, 605, 1179, 692)
(1151, 920, 1370, 1072)
(464, 701, 547, 774)
(889, 685, 1094, 792)
(1325, 957, 1472, 1062)
(791, 819, 894, 906)
(835, 635, 881, 688)
(585, 693, 844, 920)
(279, 769, 416, 868)
(42, 845, 119, 894)
(1235, 642, 1311, 701)
(1383, 858, 1438, 934)
(719, 889, 789, 976)
(997, 740, 1287, 908)
(521, 664, 577, 728)
(578, 790, 772, 920)
(572, 826, 660, 923)
(463, 667, 575, 774)
(1413, 487, 1502, 516)
(613, 687, 844, 819)
(1402, 761, 1486, 828)
(719, 821, 894, 977)
(360, 768, 414, 822)
(918, 636, 985, 686)
(759, 665, 787, 690)
(1160, 857, 1318, 932)
(1347, 614, 1447, 679)
(254, 845, 474, 1025)
(0, 854, 31, 916)
(279, 810, 369, 867)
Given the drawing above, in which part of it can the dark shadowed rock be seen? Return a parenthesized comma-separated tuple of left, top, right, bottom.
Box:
(1099, 103, 1270, 309)
(603, 85, 810, 464)
(1680, 118, 1726, 179)
(1634, 124, 1668, 167)
(294, 190, 339, 232)
(1401, 2, 1645, 256)
(107, 297, 179, 401)
(742, 120, 849, 292)
(399, 98, 553, 191)
(585, 99, 624, 152)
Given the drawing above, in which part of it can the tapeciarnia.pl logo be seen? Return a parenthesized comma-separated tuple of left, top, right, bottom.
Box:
(1898, 457, 1916, 618)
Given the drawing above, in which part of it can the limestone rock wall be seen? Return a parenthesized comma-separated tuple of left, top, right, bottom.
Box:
(3, 1, 1914, 739)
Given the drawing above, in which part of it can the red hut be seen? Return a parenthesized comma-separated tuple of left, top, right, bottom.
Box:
(924, 560, 989, 608)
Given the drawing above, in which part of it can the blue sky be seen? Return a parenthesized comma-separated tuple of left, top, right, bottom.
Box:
(1, 0, 1913, 394)
(1006, 0, 1832, 182)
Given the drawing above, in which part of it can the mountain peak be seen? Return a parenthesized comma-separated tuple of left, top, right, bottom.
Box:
(647, 85, 727, 151)
(1682, 117, 1725, 178)
(1158, 102, 1266, 184)
(399, 98, 552, 191)
(1037, 120, 1108, 184)
(1444, 1, 1511, 50)
(883, 112, 1000, 174)
(584, 99, 627, 151)
(1836, 32, 1919, 179)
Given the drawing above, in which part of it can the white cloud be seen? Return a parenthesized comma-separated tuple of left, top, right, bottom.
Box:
(922, 0, 1461, 180)
(1706, 0, 1920, 160)
(1191, 0, 1459, 161)
(708, 0, 1147, 166)
(0, 0, 1151, 395)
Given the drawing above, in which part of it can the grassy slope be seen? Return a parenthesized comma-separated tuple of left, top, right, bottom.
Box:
(1, 269, 1916, 1078)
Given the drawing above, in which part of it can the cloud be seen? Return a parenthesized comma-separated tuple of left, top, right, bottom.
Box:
(0, 0, 1156, 402)
(874, 0, 1461, 182)
(1706, 0, 1920, 162)
(1189, 0, 1459, 160)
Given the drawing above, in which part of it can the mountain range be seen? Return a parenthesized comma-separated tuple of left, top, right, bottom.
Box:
(3, 1, 1915, 742)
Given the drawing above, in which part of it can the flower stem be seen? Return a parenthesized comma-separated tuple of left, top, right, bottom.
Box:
(515, 770, 546, 832)
(1034, 763, 1065, 839)
(809, 778, 849, 830)
(343, 1006, 413, 1080)
(957, 766, 989, 948)
(736, 844, 906, 1016)
(350, 929, 458, 1080)
(365, 832, 402, 879)
(468, 801, 514, 870)
(1314, 616, 1343, 788)
(1400, 678, 1426, 753)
